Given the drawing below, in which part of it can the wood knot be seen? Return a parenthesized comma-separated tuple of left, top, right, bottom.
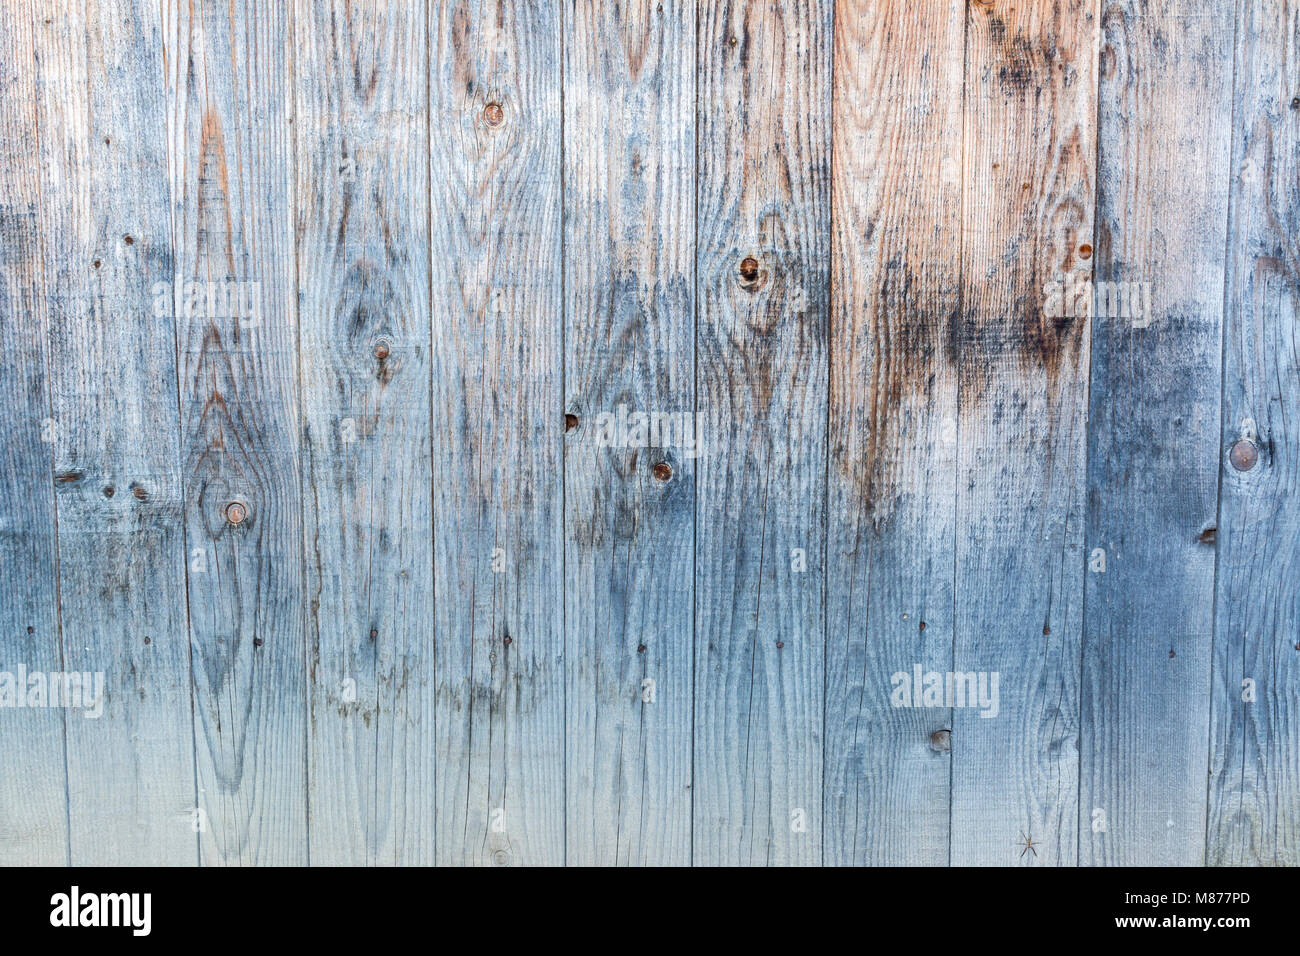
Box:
(1229, 439, 1258, 472)
(652, 461, 673, 481)
(564, 413, 579, 432)
(930, 729, 952, 752)
(224, 501, 247, 525)
(483, 102, 504, 127)
(1078, 243, 1092, 259)
(1198, 527, 1217, 545)
(738, 256, 760, 284)
(373, 340, 390, 360)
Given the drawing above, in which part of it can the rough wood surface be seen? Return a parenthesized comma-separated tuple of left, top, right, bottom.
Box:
(1080, 0, 1235, 866)
(563, 0, 695, 866)
(824, 0, 965, 867)
(951, 0, 1097, 867)
(1206, 0, 1300, 867)
(693, 0, 832, 867)
(429, 0, 566, 867)
(0, 0, 1294, 868)
(296, 0, 434, 867)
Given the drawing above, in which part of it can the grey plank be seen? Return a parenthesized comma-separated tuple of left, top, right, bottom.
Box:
(824, 0, 965, 867)
(693, 0, 831, 866)
(0, 1, 69, 866)
(563, 0, 695, 866)
(951, 0, 1097, 867)
(39, 0, 197, 865)
(430, 0, 566, 866)
(296, 0, 435, 866)
(1206, 0, 1300, 867)
(163, 0, 307, 865)
(1080, 0, 1235, 866)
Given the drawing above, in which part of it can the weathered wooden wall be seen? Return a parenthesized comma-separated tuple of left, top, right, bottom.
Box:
(0, 0, 1295, 866)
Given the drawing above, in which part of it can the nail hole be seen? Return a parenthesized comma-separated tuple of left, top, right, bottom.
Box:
(92, 259, 101, 269)
(503, 635, 513, 645)
(919, 620, 926, 632)
(254, 637, 264, 647)
(26, 626, 34, 634)
(652, 461, 673, 481)
(124, 235, 134, 245)
(132, 486, 147, 500)
(1043, 625, 1051, 635)
(637, 643, 646, 653)
(143, 637, 151, 645)
(776, 641, 785, 649)
(103, 486, 115, 498)
(1198, 527, 1217, 545)
(565, 413, 579, 432)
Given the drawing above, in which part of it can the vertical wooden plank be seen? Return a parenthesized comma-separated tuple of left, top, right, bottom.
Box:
(1080, 0, 1233, 866)
(430, 0, 565, 867)
(564, 0, 695, 866)
(824, 0, 965, 866)
(952, 0, 1097, 866)
(694, 0, 831, 867)
(1206, 0, 1299, 867)
(37, 0, 197, 864)
(0, 2, 69, 865)
(295, 0, 434, 865)
(163, 0, 307, 864)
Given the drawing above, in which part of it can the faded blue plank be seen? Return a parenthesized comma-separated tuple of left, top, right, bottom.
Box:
(693, 0, 831, 866)
(1080, 0, 1234, 866)
(563, 0, 696, 866)
(163, 0, 307, 865)
(41, 0, 197, 865)
(430, 0, 566, 866)
(296, 0, 435, 866)
(0, 1, 68, 866)
(951, 0, 1096, 867)
(1206, 0, 1300, 867)
(824, 0, 965, 867)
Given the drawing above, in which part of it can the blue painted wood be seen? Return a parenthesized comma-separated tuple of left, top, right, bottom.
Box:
(563, 0, 695, 866)
(166, 0, 307, 865)
(951, 0, 1096, 867)
(41, 0, 197, 865)
(296, 0, 435, 867)
(429, 0, 566, 866)
(0, 1, 68, 866)
(1206, 0, 1300, 867)
(824, 0, 965, 867)
(693, 0, 832, 866)
(1080, 0, 1235, 867)
(0, 0, 1295, 868)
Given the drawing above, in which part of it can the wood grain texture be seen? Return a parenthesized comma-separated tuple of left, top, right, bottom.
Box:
(296, 0, 434, 867)
(0, 1, 69, 866)
(163, 0, 307, 866)
(824, 0, 965, 867)
(1206, 0, 1300, 867)
(1079, 0, 1234, 866)
(429, 0, 565, 867)
(951, 0, 1097, 867)
(693, 0, 831, 867)
(39, 0, 197, 865)
(563, 0, 695, 866)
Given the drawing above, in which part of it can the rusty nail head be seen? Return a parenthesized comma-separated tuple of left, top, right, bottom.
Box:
(1229, 439, 1258, 472)
(374, 340, 390, 360)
